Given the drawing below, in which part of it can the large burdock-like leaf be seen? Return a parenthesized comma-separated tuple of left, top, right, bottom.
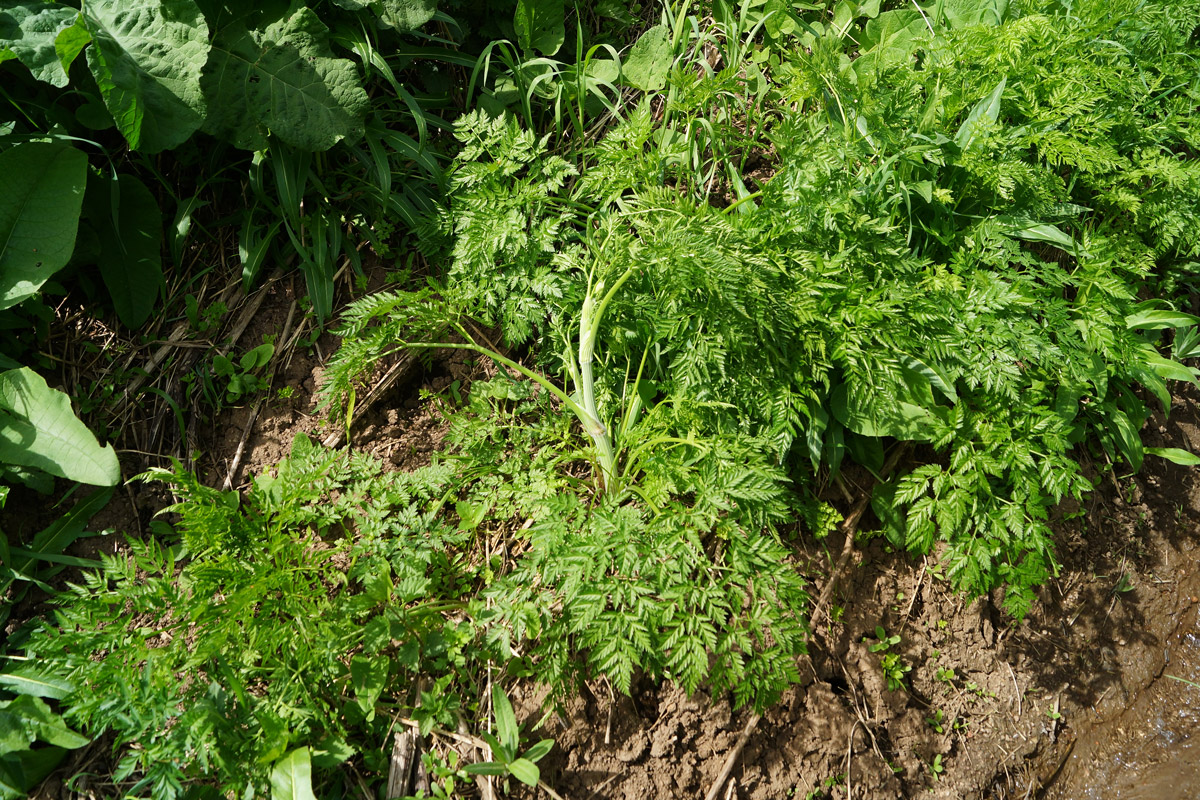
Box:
(202, 7, 370, 151)
(81, 0, 209, 152)
(328, 0, 437, 31)
(0, 0, 83, 87)
(0, 142, 87, 311)
(0, 367, 120, 486)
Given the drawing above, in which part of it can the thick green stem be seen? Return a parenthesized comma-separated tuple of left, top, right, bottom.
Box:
(574, 265, 640, 492)
(403, 339, 614, 489)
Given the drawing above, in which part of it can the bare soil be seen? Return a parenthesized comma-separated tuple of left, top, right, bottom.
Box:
(11, 269, 1200, 800)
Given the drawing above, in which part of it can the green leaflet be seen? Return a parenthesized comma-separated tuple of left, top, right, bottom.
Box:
(81, 0, 209, 152)
(87, 172, 165, 330)
(0, 1, 81, 87)
(201, 7, 370, 151)
(0, 368, 119, 486)
(0, 142, 87, 311)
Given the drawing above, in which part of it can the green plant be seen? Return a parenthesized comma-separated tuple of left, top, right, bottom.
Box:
(16, 435, 489, 799)
(879, 653, 912, 692)
(866, 627, 910, 691)
(867, 625, 901, 653)
(462, 686, 554, 789)
(411, 748, 470, 800)
(210, 342, 275, 404)
(928, 753, 945, 781)
(925, 709, 945, 733)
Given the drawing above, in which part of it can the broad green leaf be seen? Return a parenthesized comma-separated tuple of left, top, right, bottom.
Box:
(622, 24, 671, 91)
(0, 696, 88, 752)
(763, 0, 798, 37)
(349, 655, 388, 720)
(0, 368, 119, 485)
(455, 500, 486, 530)
(0, 667, 74, 700)
(492, 685, 519, 752)
(514, 0, 564, 56)
(201, 7, 370, 151)
(1146, 447, 1200, 466)
(831, 383, 942, 441)
(507, 757, 540, 787)
(53, 16, 90, 73)
(955, 77, 1006, 151)
(939, 0, 1008, 27)
(1144, 351, 1199, 384)
(995, 216, 1077, 252)
(310, 737, 355, 768)
(1104, 408, 1143, 471)
(0, 142, 87, 311)
(89, 173, 164, 329)
(240, 343, 274, 372)
(0, 1, 79, 87)
(1125, 309, 1200, 330)
(0, 745, 66, 796)
(81, 0, 209, 152)
(375, 0, 437, 31)
(831, 0, 854, 32)
(270, 748, 317, 800)
(857, 9, 924, 59)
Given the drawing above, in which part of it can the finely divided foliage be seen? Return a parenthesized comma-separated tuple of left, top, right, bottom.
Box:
(4, 0, 1200, 796)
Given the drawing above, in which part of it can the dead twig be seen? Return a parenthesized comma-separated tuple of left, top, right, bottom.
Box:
(320, 350, 421, 449)
(703, 713, 761, 800)
(386, 729, 421, 800)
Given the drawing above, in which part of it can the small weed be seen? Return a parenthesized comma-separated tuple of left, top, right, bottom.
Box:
(926, 709, 945, 734)
(867, 626, 901, 653)
(184, 294, 227, 333)
(880, 653, 912, 692)
(211, 342, 274, 404)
